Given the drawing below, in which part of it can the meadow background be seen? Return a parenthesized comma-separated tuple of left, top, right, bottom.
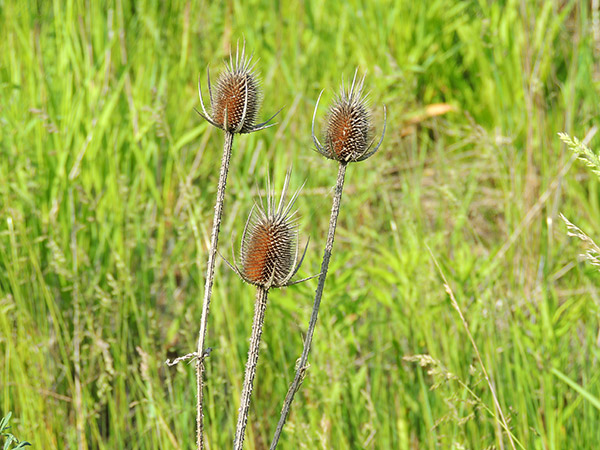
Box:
(2, 0, 600, 448)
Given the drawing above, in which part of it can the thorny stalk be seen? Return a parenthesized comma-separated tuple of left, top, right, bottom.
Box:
(195, 130, 234, 450)
(233, 286, 270, 450)
(270, 162, 347, 449)
(70, 189, 85, 450)
(192, 42, 279, 447)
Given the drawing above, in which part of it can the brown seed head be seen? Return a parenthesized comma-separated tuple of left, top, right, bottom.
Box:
(312, 70, 386, 163)
(231, 171, 307, 288)
(212, 56, 261, 133)
(241, 216, 295, 287)
(197, 42, 281, 134)
(325, 83, 370, 161)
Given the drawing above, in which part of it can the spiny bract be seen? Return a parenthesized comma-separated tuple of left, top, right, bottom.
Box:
(241, 215, 295, 287)
(312, 70, 386, 163)
(212, 49, 260, 133)
(197, 42, 280, 134)
(226, 171, 308, 288)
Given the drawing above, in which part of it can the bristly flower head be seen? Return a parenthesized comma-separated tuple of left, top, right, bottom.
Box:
(197, 41, 281, 134)
(312, 69, 386, 163)
(223, 170, 310, 289)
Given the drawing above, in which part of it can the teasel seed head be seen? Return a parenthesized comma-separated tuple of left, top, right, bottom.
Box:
(223, 170, 312, 289)
(196, 41, 281, 134)
(312, 69, 386, 163)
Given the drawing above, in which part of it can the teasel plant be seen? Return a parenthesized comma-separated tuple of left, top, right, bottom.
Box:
(270, 70, 386, 449)
(221, 169, 315, 450)
(165, 42, 280, 450)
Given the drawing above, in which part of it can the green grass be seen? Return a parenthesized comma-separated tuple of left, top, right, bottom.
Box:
(2, 0, 600, 448)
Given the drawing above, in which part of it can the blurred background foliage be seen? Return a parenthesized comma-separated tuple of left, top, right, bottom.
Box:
(1, 0, 600, 448)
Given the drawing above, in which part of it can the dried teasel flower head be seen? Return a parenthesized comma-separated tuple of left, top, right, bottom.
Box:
(312, 69, 386, 163)
(223, 170, 311, 289)
(197, 41, 281, 134)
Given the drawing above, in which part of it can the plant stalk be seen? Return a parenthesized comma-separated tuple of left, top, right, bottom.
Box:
(196, 130, 234, 450)
(234, 285, 270, 450)
(70, 189, 86, 450)
(270, 161, 347, 449)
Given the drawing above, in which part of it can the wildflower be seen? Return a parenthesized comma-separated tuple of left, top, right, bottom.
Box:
(312, 70, 386, 163)
(225, 170, 309, 289)
(270, 70, 386, 448)
(224, 169, 313, 450)
(197, 41, 279, 133)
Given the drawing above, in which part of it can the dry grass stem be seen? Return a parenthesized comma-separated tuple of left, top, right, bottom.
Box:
(560, 214, 600, 267)
(70, 189, 85, 450)
(427, 245, 520, 450)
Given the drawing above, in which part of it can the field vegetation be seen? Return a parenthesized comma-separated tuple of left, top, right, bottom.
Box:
(2, 0, 600, 448)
